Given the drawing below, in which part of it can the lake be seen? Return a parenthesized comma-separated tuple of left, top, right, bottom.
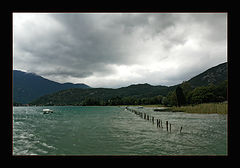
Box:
(13, 106, 227, 155)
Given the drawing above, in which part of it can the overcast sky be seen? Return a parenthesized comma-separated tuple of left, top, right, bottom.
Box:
(13, 13, 227, 88)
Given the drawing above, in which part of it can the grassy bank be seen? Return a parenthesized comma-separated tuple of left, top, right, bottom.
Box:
(170, 103, 228, 114)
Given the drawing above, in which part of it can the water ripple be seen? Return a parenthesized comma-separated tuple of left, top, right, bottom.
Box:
(13, 106, 227, 155)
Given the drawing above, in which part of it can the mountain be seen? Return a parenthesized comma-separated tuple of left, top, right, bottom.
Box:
(30, 84, 170, 106)
(187, 62, 227, 88)
(28, 62, 228, 106)
(13, 70, 90, 104)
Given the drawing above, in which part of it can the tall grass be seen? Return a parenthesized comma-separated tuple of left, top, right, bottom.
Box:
(170, 103, 228, 114)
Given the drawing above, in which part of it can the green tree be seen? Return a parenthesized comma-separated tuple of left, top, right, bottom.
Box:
(166, 91, 177, 106)
(175, 86, 186, 107)
(189, 84, 218, 104)
(215, 80, 227, 101)
(162, 97, 169, 106)
(180, 81, 193, 104)
(82, 98, 100, 106)
(189, 87, 206, 104)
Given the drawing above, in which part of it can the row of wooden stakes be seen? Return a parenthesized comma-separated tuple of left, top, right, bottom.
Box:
(125, 107, 183, 133)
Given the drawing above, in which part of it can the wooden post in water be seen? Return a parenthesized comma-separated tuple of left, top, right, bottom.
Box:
(180, 126, 182, 133)
(169, 123, 171, 132)
(166, 121, 168, 132)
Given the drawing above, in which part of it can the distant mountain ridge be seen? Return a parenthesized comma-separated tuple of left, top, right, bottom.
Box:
(187, 62, 227, 88)
(13, 70, 90, 104)
(30, 62, 227, 106)
(30, 84, 170, 106)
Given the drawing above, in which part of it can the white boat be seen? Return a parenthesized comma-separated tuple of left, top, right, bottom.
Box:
(138, 106, 143, 109)
(43, 109, 53, 114)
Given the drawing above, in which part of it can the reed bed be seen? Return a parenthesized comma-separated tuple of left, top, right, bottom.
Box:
(170, 103, 228, 114)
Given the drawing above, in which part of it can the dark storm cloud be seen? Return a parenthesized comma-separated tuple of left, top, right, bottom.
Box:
(14, 14, 122, 78)
(14, 13, 177, 77)
(13, 13, 227, 87)
(49, 14, 129, 63)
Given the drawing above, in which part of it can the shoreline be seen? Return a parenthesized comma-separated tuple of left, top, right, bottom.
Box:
(14, 103, 228, 114)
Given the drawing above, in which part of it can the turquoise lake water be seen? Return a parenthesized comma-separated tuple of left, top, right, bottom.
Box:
(13, 106, 227, 155)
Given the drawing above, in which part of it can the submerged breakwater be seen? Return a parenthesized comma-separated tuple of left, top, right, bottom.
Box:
(13, 106, 227, 155)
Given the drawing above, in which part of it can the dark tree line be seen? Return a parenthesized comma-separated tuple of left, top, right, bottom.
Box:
(30, 80, 227, 106)
(163, 80, 227, 107)
(81, 95, 163, 106)
(81, 80, 227, 106)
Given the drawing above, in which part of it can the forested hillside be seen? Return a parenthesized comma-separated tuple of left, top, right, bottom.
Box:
(30, 62, 227, 106)
(13, 70, 90, 104)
